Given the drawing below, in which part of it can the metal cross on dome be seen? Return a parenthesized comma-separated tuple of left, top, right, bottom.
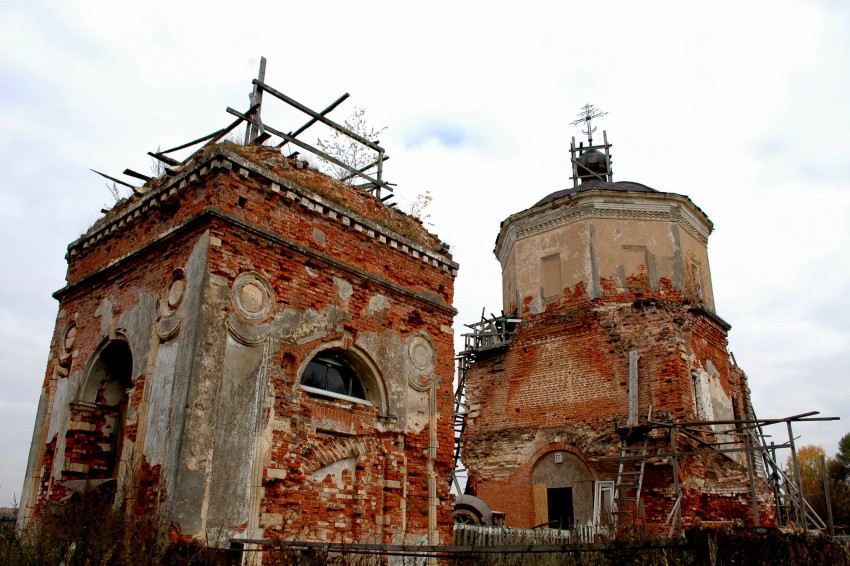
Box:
(570, 103, 607, 146)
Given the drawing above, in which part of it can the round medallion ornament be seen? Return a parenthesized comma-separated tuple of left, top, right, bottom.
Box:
(408, 335, 435, 373)
(232, 272, 275, 320)
(162, 268, 187, 315)
(62, 323, 77, 353)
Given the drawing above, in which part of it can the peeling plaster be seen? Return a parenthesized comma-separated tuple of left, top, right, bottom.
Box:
(311, 457, 357, 488)
(277, 306, 350, 345)
(333, 277, 353, 304)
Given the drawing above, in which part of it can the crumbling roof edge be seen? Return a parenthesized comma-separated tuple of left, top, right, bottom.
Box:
(67, 145, 458, 274)
(689, 303, 732, 332)
(55, 206, 458, 316)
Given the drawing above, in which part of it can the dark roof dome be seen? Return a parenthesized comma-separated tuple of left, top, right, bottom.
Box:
(575, 149, 609, 176)
(533, 179, 659, 207)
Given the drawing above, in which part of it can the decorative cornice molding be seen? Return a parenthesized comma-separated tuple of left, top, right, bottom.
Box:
(495, 190, 713, 268)
(54, 207, 457, 316)
(67, 146, 457, 276)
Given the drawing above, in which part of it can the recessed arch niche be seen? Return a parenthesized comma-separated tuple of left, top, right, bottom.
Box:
(531, 449, 595, 529)
(66, 339, 134, 481)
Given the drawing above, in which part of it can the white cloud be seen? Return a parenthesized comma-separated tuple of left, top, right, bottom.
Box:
(1, 0, 848, 506)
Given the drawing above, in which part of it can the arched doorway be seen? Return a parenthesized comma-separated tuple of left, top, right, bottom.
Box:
(531, 450, 594, 529)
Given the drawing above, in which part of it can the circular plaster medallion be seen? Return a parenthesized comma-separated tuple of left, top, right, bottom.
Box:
(232, 272, 275, 320)
(240, 283, 264, 314)
(408, 336, 435, 373)
(168, 279, 186, 308)
(63, 323, 77, 352)
(162, 269, 187, 315)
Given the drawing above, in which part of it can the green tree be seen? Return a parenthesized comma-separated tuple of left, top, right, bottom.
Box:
(832, 433, 850, 482)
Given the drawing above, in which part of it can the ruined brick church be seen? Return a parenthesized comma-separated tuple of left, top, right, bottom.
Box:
(457, 108, 776, 532)
(19, 67, 782, 551)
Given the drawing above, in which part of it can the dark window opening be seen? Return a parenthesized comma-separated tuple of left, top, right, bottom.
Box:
(99, 341, 133, 392)
(302, 351, 366, 401)
(547, 487, 574, 530)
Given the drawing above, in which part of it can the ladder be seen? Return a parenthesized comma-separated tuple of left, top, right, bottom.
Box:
(614, 432, 649, 524)
(451, 352, 472, 493)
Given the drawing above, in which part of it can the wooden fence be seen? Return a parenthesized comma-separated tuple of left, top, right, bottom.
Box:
(453, 523, 612, 546)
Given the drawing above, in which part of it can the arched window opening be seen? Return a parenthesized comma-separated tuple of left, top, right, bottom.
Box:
(67, 340, 134, 482)
(300, 349, 373, 405)
(95, 341, 133, 405)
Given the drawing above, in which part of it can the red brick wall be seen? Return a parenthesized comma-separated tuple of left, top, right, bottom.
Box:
(463, 278, 774, 529)
(27, 143, 457, 544)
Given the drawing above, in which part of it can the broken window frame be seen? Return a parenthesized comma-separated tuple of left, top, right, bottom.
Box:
(299, 351, 373, 406)
(593, 480, 615, 526)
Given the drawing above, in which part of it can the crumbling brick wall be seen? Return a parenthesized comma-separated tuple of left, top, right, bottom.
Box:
(19, 143, 458, 547)
(463, 276, 774, 529)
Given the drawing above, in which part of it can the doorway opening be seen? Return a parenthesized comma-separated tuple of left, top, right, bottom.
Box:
(547, 487, 574, 530)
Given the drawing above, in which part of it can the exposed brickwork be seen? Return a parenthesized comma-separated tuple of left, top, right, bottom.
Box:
(464, 272, 775, 530)
(21, 143, 457, 546)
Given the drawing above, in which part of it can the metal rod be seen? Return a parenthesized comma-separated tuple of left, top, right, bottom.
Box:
(787, 421, 806, 528)
(159, 128, 225, 154)
(601, 441, 792, 462)
(745, 432, 760, 525)
(670, 427, 683, 534)
(648, 411, 824, 427)
(90, 169, 137, 189)
(199, 115, 248, 152)
(156, 112, 248, 160)
(821, 453, 835, 536)
(770, 442, 784, 524)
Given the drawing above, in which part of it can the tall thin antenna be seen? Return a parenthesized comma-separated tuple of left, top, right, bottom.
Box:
(570, 103, 607, 146)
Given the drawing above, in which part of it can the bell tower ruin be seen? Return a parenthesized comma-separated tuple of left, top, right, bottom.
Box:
(18, 62, 459, 549)
(459, 105, 777, 532)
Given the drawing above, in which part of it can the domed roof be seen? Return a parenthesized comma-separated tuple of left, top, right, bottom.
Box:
(532, 179, 659, 207)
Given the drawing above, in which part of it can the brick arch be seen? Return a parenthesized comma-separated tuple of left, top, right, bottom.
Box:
(302, 436, 381, 475)
(528, 441, 598, 529)
(77, 336, 134, 405)
(528, 442, 598, 480)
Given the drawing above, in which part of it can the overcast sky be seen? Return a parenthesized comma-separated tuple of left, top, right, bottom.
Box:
(1, 0, 849, 507)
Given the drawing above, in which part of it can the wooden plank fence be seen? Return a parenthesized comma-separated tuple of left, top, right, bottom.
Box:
(454, 523, 612, 546)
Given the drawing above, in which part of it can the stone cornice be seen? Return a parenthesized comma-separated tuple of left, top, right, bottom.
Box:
(494, 189, 714, 269)
(67, 146, 457, 275)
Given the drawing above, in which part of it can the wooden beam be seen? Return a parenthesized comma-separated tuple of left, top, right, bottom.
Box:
(226, 107, 393, 194)
(253, 79, 384, 152)
(123, 168, 151, 182)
